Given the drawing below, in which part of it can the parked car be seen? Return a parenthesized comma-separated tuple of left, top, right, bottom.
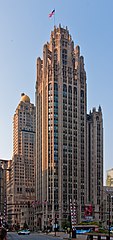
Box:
(18, 229, 30, 235)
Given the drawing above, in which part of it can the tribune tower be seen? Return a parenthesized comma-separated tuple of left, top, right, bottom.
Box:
(36, 25, 87, 227)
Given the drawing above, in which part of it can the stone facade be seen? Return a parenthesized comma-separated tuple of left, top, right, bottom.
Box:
(35, 25, 88, 229)
(87, 107, 103, 222)
(7, 93, 36, 230)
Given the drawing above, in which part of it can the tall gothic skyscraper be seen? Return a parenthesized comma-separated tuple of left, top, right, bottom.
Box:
(7, 93, 36, 228)
(35, 25, 87, 227)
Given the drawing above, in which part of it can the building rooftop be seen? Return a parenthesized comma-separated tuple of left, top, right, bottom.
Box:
(20, 93, 30, 103)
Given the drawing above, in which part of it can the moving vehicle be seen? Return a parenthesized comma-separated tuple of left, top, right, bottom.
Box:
(18, 229, 30, 235)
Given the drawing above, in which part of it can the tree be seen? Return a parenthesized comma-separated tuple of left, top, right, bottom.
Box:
(61, 219, 71, 230)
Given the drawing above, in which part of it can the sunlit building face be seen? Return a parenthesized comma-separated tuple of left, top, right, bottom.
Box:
(36, 25, 88, 226)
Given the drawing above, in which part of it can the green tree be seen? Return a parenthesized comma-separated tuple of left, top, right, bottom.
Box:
(61, 219, 70, 230)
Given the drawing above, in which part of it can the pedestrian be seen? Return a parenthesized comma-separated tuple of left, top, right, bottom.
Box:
(0, 227, 7, 240)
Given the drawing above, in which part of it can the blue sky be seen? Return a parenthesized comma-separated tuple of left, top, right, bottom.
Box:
(0, 0, 113, 183)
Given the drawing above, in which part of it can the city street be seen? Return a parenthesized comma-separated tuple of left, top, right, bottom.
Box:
(7, 232, 87, 240)
(7, 232, 68, 240)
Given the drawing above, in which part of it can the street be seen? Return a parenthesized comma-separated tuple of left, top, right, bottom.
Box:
(7, 232, 67, 240)
(7, 231, 87, 240)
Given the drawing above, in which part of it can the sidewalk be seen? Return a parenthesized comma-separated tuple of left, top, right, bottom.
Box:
(47, 231, 87, 240)
(46, 231, 69, 238)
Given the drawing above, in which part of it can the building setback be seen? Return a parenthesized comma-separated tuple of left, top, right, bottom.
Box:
(7, 93, 36, 229)
(35, 25, 88, 228)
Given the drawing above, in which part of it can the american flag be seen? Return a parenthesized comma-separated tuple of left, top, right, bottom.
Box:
(49, 9, 55, 18)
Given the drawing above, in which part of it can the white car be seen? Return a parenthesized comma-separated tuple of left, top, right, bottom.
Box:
(18, 229, 30, 235)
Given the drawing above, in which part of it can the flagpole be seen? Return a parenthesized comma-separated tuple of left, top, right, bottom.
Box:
(54, 9, 55, 27)
(49, 9, 56, 27)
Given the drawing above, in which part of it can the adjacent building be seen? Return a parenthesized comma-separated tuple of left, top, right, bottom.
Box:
(102, 186, 113, 227)
(87, 107, 103, 222)
(7, 93, 36, 229)
(0, 159, 9, 226)
(106, 169, 113, 187)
